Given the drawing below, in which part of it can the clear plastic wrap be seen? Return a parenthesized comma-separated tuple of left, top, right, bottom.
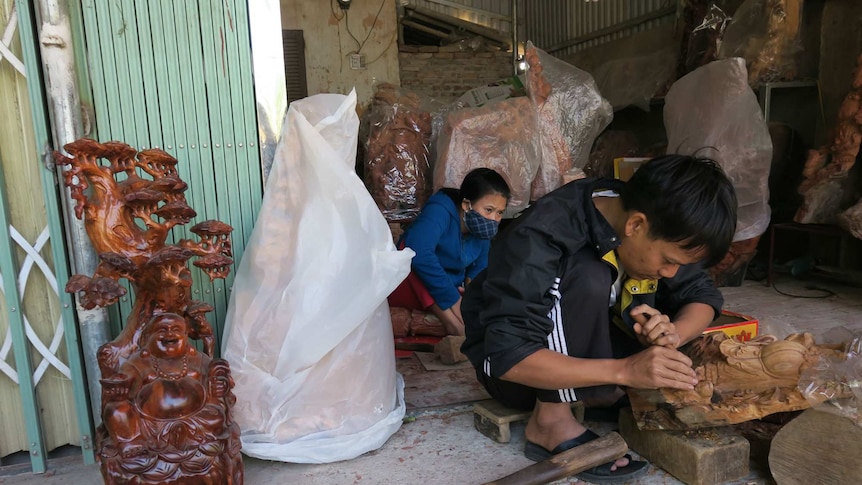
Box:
(664, 57, 773, 241)
(525, 41, 613, 199)
(363, 83, 433, 221)
(433, 96, 540, 213)
(718, 0, 802, 85)
(799, 336, 862, 427)
(591, 47, 679, 112)
(685, 3, 731, 73)
(222, 90, 414, 463)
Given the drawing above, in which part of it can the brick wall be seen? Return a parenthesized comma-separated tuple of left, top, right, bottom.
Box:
(399, 46, 513, 103)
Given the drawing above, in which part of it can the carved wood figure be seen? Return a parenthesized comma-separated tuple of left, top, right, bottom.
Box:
(56, 139, 242, 484)
(627, 332, 846, 430)
(795, 52, 862, 226)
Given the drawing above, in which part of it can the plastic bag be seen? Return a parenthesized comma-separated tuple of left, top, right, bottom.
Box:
(718, 0, 802, 85)
(433, 96, 539, 213)
(525, 41, 613, 199)
(685, 3, 731, 73)
(799, 336, 862, 427)
(363, 83, 433, 221)
(591, 47, 679, 112)
(665, 58, 773, 241)
(222, 90, 414, 463)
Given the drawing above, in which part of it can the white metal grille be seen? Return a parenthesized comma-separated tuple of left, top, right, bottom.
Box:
(0, 4, 25, 76)
(0, 227, 71, 385)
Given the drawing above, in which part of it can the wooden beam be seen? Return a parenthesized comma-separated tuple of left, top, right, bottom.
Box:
(420, 0, 512, 22)
(482, 432, 628, 485)
(406, 5, 511, 48)
(401, 19, 450, 40)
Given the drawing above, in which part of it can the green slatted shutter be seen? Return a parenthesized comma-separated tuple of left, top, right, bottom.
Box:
(79, 0, 263, 355)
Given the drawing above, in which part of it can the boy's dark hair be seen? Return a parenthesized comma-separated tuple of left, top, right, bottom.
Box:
(620, 154, 737, 267)
(443, 168, 512, 206)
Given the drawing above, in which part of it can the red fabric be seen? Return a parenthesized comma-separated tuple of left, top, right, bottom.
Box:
(388, 271, 435, 310)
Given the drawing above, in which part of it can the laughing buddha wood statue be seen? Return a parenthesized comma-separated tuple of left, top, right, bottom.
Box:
(57, 139, 242, 484)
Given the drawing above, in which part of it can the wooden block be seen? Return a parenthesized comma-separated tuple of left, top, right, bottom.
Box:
(769, 408, 862, 485)
(434, 335, 467, 364)
(473, 399, 584, 443)
(619, 407, 749, 485)
(474, 399, 532, 443)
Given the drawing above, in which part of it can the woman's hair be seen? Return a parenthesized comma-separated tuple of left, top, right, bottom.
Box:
(459, 168, 511, 203)
(619, 154, 737, 268)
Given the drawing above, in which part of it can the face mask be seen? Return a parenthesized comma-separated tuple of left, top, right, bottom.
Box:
(464, 209, 499, 239)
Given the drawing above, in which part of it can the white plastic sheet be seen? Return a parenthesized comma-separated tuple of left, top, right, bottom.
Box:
(222, 90, 414, 463)
(665, 58, 773, 242)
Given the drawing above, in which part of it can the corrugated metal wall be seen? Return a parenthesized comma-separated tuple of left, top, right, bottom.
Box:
(408, 0, 512, 34)
(405, 0, 675, 58)
(523, 0, 675, 56)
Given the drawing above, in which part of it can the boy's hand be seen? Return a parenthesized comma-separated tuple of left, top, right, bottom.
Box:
(630, 304, 681, 349)
(620, 346, 697, 390)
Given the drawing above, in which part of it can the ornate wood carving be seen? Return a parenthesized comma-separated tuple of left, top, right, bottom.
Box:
(795, 53, 862, 226)
(56, 139, 242, 484)
(628, 332, 846, 430)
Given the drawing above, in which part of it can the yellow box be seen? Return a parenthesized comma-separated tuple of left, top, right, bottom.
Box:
(703, 310, 758, 342)
(613, 157, 650, 181)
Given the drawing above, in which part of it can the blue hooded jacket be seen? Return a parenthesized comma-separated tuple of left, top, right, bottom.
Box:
(401, 191, 490, 310)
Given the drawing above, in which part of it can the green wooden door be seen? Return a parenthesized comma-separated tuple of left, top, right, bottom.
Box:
(79, 0, 263, 353)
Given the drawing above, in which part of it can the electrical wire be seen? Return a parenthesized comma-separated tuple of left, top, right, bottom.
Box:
(330, 0, 344, 21)
(365, 30, 397, 65)
(356, 0, 388, 54)
(772, 279, 835, 299)
(344, 10, 363, 51)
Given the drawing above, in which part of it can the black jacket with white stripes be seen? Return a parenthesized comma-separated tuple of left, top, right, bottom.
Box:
(461, 177, 724, 379)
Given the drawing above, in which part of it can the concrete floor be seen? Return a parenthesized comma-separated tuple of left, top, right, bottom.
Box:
(2, 275, 861, 485)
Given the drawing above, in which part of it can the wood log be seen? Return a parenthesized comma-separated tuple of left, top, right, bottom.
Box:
(769, 408, 862, 485)
(482, 432, 628, 485)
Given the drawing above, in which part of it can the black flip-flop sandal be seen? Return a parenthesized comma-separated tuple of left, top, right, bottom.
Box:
(524, 430, 648, 483)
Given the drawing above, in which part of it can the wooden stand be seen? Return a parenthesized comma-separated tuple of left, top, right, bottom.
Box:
(473, 399, 585, 443)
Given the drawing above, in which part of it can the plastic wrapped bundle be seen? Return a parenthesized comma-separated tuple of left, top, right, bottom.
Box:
(222, 91, 414, 463)
(434, 97, 539, 213)
(525, 41, 613, 199)
(364, 83, 433, 221)
(665, 58, 773, 242)
(718, 0, 802, 86)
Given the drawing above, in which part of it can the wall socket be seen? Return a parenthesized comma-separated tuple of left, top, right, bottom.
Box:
(349, 53, 366, 70)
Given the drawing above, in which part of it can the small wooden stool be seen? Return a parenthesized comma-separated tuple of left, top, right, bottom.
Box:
(473, 399, 585, 443)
